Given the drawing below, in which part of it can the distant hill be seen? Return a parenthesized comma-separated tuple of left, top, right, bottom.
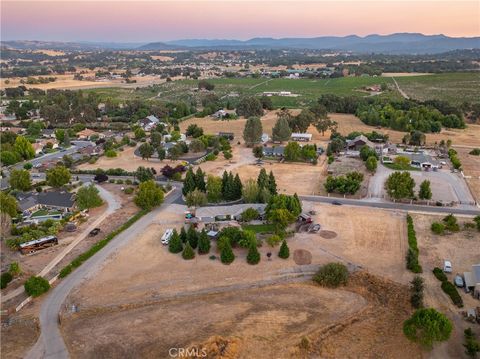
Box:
(1, 40, 146, 51)
(161, 33, 480, 54)
(136, 42, 181, 51)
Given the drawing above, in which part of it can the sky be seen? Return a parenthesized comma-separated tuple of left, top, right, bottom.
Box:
(1, 1, 479, 42)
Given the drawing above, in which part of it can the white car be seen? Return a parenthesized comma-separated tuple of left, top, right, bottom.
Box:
(443, 260, 452, 273)
(161, 228, 174, 245)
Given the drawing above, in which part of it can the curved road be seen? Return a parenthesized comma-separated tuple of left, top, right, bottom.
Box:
(25, 188, 182, 359)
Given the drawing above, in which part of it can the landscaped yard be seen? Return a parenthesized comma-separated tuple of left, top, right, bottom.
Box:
(241, 223, 275, 233)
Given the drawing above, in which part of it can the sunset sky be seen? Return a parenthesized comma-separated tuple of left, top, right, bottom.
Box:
(1, 1, 479, 42)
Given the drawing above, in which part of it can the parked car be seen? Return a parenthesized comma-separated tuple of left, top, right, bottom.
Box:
(443, 260, 453, 273)
(331, 201, 342, 206)
(310, 224, 321, 232)
(89, 228, 101, 236)
(454, 274, 464, 288)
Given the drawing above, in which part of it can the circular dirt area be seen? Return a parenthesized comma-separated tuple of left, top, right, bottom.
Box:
(319, 230, 337, 239)
(293, 249, 312, 265)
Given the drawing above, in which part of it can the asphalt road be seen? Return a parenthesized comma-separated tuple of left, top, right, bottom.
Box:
(24, 187, 182, 359)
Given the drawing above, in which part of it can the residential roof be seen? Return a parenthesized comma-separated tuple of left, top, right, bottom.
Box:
(403, 153, 440, 166)
(347, 135, 375, 148)
(146, 115, 160, 123)
(291, 133, 312, 139)
(17, 190, 75, 211)
(77, 128, 98, 137)
(263, 146, 284, 156)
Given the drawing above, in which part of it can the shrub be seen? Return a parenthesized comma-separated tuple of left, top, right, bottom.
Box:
(464, 328, 480, 357)
(220, 240, 235, 264)
(410, 276, 424, 309)
(469, 148, 480, 156)
(246, 243, 260, 265)
(9, 262, 21, 276)
(168, 230, 183, 254)
(105, 149, 117, 158)
(433, 267, 448, 282)
(124, 187, 134, 195)
(313, 262, 349, 288)
(241, 208, 259, 222)
(24, 276, 50, 297)
(443, 214, 460, 232)
(406, 215, 422, 273)
(403, 308, 452, 348)
(125, 179, 132, 185)
(1, 272, 13, 289)
(431, 222, 445, 235)
(441, 281, 463, 307)
(406, 248, 422, 273)
(116, 179, 124, 184)
(182, 242, 195, 260)
(278, 240, 290, 259)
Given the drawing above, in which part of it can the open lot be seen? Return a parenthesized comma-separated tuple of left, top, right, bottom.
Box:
(455, 147, 480, 203)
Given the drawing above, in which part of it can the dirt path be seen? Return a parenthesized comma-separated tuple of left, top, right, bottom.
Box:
(391, 77, 410, 99)
(248, 78, 272, 90)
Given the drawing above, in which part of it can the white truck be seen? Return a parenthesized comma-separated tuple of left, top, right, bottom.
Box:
(161, 229, 174, 245)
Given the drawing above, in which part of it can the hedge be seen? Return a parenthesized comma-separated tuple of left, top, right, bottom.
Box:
(406, 215, 422, 273)
(59, 210, 147, 278)
(433, 267, 448, 282)
(441, 281, 463, 307)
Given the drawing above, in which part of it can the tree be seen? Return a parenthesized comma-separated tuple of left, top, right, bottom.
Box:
(183, 168, 197, 195)
(267, 208, 296, 232)
(272, 116, 292, 142)
(198, 79, 215, 91)
(314, 116, 337, 136)
(62, 155, 74, 168)
(9, 169, 32, 191)
(105, 149, 117, 158)
(233, 174, 243, 200)
(243, 117, 263, 147)
(1, 151, 19, 165)
(24, 276, 50, 297)
(185, 189, 207, 207)
(284, 142, 302, 161)
(365, 156, 377, 173)
(409, 131, 426, 146)
(419, 180, 432, 200)
(180, 226, 187, 243)
(246, 242, 260, 265)
(223, 150, 232, 160)
(257, 168, 269, 190)
(63, 131, 71, 147)
(157, 147, 166, 161)
(410, 276, 425, 309)
(403, 308, 452, 348)
(385, 171, 415, 199)
(206, 175, 222, 203)
(76, 184, 103, 210)
(189, 139, 205, 153)
(313, 263, 349, 288)
(360, 146, 377, 161)
(187, 225, 199, 249)
(182, 242, 195, 260)
(220, 239, 235, 264)
(278, 240, 290, 259)
(186, 124, 204, 138)
(197, 229, 211, 254)
(394, 156, 411, 170)
(241, 208, 260, 222)
(46, 165, 71, 187)
(150, 132, 162, 148)
(266, 234, 282, 247)
(134, 127, 146, 140)
(14, 136, 35, 160)
(236, 97, 263, 118)
(252, 145, 264, 159)
(195, 168, 206, 191)
(0, 192, 18, 217)
(134, 180, 164, 210)
(242, 178, 260, 203)
(464, 328, 480, 358)
(291, 109, 315, 133)
(138, 142, 154, 160)
(168, 229, 183, 253)
(135, 166, 154, 182)
(55, 129, 65, 142)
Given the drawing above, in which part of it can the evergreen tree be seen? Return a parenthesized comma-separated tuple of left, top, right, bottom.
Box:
(182, 242, 195, 260)
(272, 116, 292, 142)
(419, 180, 432, 200)
(168, 229, 183, 253)
(183, 168, 197, 196)
(179, 226, 187, 243)
(220, 240, 235, 264)
(257, 168, 269, 190)
(187, 225, 198, 249)
(246, 243, 261, 265)
(233, 174, 243, 200)
(221, 171, 229, 199)
(268, 171, 277, 195)
(243, 116, 263, 147)
(197, 229, 211, 254)
(195, 168, 206, 192)
(278, 240, 290, 259)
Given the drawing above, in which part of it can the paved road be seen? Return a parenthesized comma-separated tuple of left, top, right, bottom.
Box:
(300, 195, 480, 216)
(1, 185, 121, 304)
(25, 188, 182, 359)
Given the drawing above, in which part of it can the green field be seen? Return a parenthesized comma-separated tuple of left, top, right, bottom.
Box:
(395, 73, 480, 105)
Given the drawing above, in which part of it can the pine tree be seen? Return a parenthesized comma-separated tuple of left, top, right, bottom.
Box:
(268, 171, 277, 195)
(246, 243, 261, 265)
(220, 240, 235, 264)
(278, 240, 290, 259)
(221, 171, 229, 199)
(419, 180, 432, 200)
(168, 229, 183, 253)
(182, 242, 195, 260)
(272, 116, 292, 142)
(233, 174, 243, 200)
(197, 229, 211, 254)
(257, 168, 268, 190)
(195, 168, 206, 192)
(179, 226, 187, 243)
(187, 225, 198, 249)
(183, 168, 196, 196)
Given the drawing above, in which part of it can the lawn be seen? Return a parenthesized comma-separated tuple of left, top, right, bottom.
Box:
(383, 163, 421, 171)
(241, 223, 276, 234)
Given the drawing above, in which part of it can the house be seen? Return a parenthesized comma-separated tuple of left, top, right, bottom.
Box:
(77, 128, 101, 140)
(79, 145, 104, 156)
(263, 146, 284, 157)
(138, 115, 161, 131)
(17, 190, 75, 214)
(32, 139, 59, 154)
(291, 133, 312, 142)
(346, 135, 375, 151)
(41, 129, 56, 139)
(212, 110, 227, 119)
(463, 264, 480, 299)
(403, 153, 440, 170)
(0, 126, 25, 134)
(218, 132, 234, 141)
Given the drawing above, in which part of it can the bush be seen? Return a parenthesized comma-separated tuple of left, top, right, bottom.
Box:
(406, 248, 422, 273)
(124, 187, 134, 194)
(464, 328, 480, 357)
(220, 240, 235, 264)
(410, 276, 424, 309)
(443, 214, 460, 232)
(105, 149, 117, 158)
(1, 272, 13, 289)
(406, 215, 422, 273)
(24, 276, 50, 297)
(246, 244, 260, 265)
(403, 308, 452, 348)
(278, 240, 290, 259)
(433, 267, 448, 282)
(241, 208, 259, 222)
(116, 179, 124, 184)
(9, 262, 21, 276)
(182, 242, 195, 260)
(441, 281, 463, 307)
(313, 262, 349, 288)
(431, 222, 445, 235)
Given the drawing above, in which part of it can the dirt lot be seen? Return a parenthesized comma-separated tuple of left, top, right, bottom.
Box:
(181, 111, 480, 147)
(322, 156, 371, 197)
(413, 213, 480, 358)
(0, 316, 39, 359)
(61, 272, 422, 359)
(455, 147, 480, 202)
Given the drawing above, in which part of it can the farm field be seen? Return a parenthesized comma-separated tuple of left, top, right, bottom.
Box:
(395, 72, 480, 105)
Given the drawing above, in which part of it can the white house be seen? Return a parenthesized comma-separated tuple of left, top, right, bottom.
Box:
(291, 133, 312, 142)
(138, 115, 162, 131)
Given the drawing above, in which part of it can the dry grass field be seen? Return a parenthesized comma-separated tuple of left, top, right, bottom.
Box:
(455, 147, 480, 202)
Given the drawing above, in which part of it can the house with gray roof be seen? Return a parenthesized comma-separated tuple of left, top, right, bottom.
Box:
(263, 146, 285, 157)
(17, 190, 75, 214)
